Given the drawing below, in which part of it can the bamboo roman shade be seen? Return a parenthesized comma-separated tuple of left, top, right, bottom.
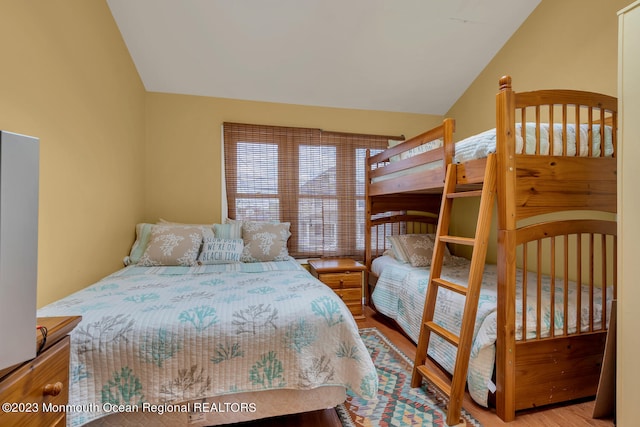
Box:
(223, 122, 394, 259)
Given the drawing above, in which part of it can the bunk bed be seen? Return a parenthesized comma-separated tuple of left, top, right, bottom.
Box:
(364, 75, 618, 422)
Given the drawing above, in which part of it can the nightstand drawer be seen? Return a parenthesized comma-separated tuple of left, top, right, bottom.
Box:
(318, 272, 362, 289)
(345, 301, 364, 317)
(0, 336, 70, 427)
(332, 287, 362, 302)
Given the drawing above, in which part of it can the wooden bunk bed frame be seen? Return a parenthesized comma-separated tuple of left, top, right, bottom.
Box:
(364, 75, 618, 422)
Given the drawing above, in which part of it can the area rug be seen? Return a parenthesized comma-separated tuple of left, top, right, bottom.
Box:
(336, 327, 482, 427)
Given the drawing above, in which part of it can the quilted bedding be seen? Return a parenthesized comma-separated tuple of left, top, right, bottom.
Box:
(453, 123, 614, 164)
(371, 255, 612, 407)
(38, 259, 378, 426)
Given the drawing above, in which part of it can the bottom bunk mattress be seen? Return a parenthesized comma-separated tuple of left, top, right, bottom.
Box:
(370, 255, 612, 407)
(38, 259, 378, 426)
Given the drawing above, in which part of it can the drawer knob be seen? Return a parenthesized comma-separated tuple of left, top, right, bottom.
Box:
(43, 382, 63, 397)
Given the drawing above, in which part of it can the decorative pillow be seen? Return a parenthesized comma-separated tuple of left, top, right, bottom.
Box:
(225, 218, 280, 238)
(386, 235, 411, 263)
(387, 234, 452, 267)
(138, 225, 203, 266)
(214, 222, 242, 239)
(400, 138, 444, 160)
(124, 223, 154, 266)
(387, 139, 404, 162)
(240, 221, 291, 262)
(198, 230, 243, 264)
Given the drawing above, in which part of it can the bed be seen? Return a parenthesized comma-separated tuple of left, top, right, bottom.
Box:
(364, 75, 617, 422)
(37, 222, 378, 426)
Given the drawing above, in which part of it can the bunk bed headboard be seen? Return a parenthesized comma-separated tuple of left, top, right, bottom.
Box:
(367, 212, 439, 261)
(495, 75, 617, 227)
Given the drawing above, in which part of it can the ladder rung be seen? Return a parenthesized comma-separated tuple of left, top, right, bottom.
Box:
(440, 235, 475, 246)
(432, 278, 468, 296)
(425, 321, 459, 347)
(447, 189, 483, 199)
(416, 365, 452, 396)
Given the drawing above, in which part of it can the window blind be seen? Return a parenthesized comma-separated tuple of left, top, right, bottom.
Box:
(223, 122, 395, 259)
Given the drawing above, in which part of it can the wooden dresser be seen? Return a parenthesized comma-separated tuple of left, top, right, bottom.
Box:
(308, 258, 366, 320)
(0, 316, 81, 427)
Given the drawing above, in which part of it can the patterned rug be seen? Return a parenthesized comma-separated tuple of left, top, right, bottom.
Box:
(336, 328, 482, 427)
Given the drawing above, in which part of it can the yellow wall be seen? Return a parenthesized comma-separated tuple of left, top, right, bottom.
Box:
(446, 0, 628, 261)
(0, 0, 146, 306)
(0, 0, 441, 307)
(144, 92, 442, 224)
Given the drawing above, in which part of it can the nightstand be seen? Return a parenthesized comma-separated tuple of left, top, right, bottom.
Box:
(308, 258, 366, 320)
(0, 316, 81, 427)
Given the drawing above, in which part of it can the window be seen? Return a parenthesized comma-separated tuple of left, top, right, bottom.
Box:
(223, 123, 393, 259)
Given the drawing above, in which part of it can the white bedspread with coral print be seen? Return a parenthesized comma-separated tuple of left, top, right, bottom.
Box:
(38, 260, 377, 426)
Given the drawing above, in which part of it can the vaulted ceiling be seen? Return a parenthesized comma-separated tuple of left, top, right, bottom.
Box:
(107, 0, 540, 115)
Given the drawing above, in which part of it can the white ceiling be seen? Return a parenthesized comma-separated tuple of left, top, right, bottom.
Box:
(107, 0, 540, 115)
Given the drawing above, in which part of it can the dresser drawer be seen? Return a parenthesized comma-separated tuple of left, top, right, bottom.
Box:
(318, 272, 362, 289)
(0, 336, 70, 427)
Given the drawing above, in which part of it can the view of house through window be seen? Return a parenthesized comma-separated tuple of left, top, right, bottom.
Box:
(223, 123, 395, 259)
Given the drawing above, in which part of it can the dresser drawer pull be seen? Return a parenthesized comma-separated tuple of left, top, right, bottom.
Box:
(43, 382, 63, 397)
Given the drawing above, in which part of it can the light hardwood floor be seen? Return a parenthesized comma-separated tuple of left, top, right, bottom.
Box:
(241, 306, 615, 427)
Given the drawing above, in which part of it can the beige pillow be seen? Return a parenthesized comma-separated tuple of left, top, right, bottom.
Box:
(138, 225, 203, 266)
(240, 221, 291, 262)
(387, 234, 452, 267)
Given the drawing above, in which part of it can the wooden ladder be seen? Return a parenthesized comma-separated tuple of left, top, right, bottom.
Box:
(411, 153, 497, 426)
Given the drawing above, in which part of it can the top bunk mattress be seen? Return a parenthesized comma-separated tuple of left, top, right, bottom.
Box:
(370, 122, 613, 186)
(453, 122, 614, 164)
